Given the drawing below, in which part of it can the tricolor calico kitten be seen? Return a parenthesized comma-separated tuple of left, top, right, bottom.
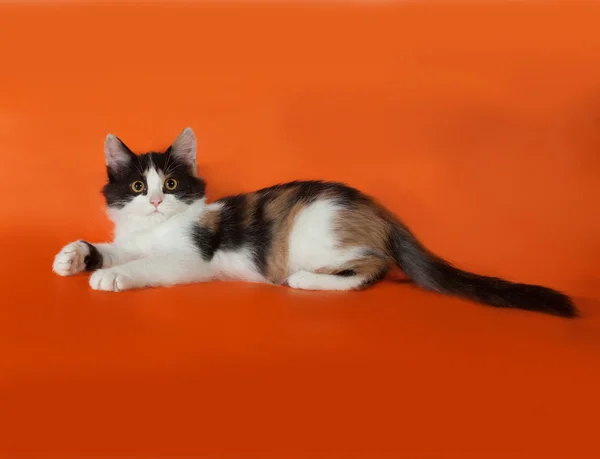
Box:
(53, 128, 578, 318)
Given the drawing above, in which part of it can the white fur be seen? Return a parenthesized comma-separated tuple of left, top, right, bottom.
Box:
(89, 255, 210, 292)
(145, 167, 165, 206)
(210, 248, 266, 283)
(53, 130, 369, 292)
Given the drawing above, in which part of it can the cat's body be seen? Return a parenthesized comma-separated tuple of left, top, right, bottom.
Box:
(53, 128, 578, 317)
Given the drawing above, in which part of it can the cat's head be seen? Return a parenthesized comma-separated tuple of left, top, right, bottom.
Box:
(102, 128, 206, 228)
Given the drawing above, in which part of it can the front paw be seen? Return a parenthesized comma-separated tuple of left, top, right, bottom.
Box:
(89, 268, 134, 292)
(53, 241, 90, 276)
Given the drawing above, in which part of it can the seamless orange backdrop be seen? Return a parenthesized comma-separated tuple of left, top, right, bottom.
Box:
(0, 1, 599, 458)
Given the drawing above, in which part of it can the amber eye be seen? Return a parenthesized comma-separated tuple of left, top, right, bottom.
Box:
(131, 181, 145, 193)
(164, 178, 178, 191)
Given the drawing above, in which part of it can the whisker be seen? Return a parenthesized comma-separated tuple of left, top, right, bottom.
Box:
(134, 158, 145, 176)
(164, 154, 178, 176)
(163, 153, 172, 175)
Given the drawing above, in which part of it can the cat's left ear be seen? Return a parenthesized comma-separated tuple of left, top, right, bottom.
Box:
(169, 127, 197, 174)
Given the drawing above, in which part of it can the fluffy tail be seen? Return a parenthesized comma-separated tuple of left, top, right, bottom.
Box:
(389, 222, 578, 318)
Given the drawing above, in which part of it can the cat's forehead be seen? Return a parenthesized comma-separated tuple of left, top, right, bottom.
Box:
(130, 152, 188, 177)
(135, 152, 168, 172)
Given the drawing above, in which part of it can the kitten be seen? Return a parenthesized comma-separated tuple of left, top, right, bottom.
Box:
(52, 128, 578, 318)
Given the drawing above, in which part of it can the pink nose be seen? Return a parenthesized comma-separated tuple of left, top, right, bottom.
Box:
(150, 198, 162, 208)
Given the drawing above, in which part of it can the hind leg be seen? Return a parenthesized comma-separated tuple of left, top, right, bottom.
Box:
(287, 255, 387, 291)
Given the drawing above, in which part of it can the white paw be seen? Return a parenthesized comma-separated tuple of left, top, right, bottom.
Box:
(287, 271, 319, 290)
(52, 241, 90, 276)
(89, 268, 133, 292)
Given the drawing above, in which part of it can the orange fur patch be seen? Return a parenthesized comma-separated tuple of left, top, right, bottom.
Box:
(263, 185, 305, 284)
(335, 201, 393, 255)
(198, 208, 220, 233)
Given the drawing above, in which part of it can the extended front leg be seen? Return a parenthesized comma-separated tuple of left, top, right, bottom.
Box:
(52, 241, 139, 276)
(89, 256, 210, 292)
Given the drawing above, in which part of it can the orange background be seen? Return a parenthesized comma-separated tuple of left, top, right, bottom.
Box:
(1, 1, 599, 458)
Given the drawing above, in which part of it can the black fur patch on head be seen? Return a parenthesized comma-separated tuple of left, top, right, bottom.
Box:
(102, 149, 206, 209)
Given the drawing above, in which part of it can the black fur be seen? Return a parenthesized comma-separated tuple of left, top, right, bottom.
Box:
(191, 226, 219, 262)
(102, 138, 205, 208)
(389, 224, 579, 318)
(82, 241, 103, 271)
(246, 194, 272, 274)
(219, 194, 251, 249)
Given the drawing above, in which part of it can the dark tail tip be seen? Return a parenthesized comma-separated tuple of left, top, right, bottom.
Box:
(521, 285, 580, 318)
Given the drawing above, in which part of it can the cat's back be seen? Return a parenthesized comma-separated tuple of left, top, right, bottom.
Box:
(221, 180, 372, 210)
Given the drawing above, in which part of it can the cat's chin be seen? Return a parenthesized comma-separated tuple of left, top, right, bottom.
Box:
(138, 209, 177, 226)
(107, 207, 173, 232)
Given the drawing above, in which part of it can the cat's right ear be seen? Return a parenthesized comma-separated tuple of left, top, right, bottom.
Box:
(104, 134, 135, 179)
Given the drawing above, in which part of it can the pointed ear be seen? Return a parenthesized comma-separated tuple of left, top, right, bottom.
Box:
(169, 127, 197, 174)
(104, 134, 135, 178)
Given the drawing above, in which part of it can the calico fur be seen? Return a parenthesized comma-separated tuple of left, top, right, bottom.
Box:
(52, 128, 578, 318)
